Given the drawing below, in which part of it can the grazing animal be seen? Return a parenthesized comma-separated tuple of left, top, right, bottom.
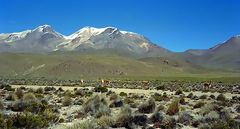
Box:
(101, 79, 111, 85)
(203, 81, 212, 90)
(80, 79, 84, 85)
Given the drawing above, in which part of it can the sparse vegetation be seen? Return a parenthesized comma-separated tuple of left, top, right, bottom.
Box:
(138, 98, 155, 113)
(0, 79, 239, 129)
(167, 99, 179, 115)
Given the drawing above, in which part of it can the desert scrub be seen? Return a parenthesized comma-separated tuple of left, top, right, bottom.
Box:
(96, 115, 114, 128)
(35, 87, 44, 94)
(187, 92, 193, 98)
(156, 85, 165, 90)
(199, 103, 218, 115)
(193, 101, 205, 109)
(83, 95, 110, 118)
(199, 94, 208, 99)
(94, 86, 108, 93)
(3, 84, 14, 91)
(178, 111, 194, 125)
(74, 89, 85, 96)
(15, 88, 24, 99)
(62, 96, 72, 106)
(119, 92, 127, 97)
(114, 105, 134, 128)
(0, 113, 13, 129)
(0, 98, 4, 110)
(167, 99, 179, 115)
(23, 93, 37, 102)
(10, 111, 58, 129)
(216, 93, 227, 102)
(66, 119, 97, 129)
(5, 93, 17, 101)
(175, 88, 183, 95)
(138, 97, 156, 113)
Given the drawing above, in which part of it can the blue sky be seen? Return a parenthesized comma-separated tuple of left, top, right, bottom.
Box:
(0, 0, 239, 52)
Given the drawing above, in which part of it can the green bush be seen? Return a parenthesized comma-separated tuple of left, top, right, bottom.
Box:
(193, 101, 205, 109)
(3, 84, 14, 91)
(167, 99, 179, 115)
(94, 86, 108, 93)
(83, 95, 110, 118)
(35, 87, 44, 94)
(216, 94, 227, 102)
(15, 88, 24, 99)
(0, 99, 4, 110)
(138, 98, 155, 113)
(96, 115, 114, 128)
(187, 92, 193, 98)
(156, 85, 165, 90)
(199, 95, 208, 99)
(175, 88, 183, 95)
(62, 96, 72, 106)
(23, 93, 37, 102)
(114, 106, 133, 128)
(119, 92, 127, 97)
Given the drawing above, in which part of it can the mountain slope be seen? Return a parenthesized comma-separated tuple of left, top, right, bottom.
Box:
(0, 25, 170, 57)
(0, 52, 197, 79)
(0, 25, 65, 53)
(181, 35, 240, 71)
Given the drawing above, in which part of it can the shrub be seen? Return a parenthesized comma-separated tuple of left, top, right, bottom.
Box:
(167, 99, 179, 115)
(10, 112, 58, 128)
(187, 92, 193, 98)
(235, 105, 240, 113)
(133, 114, 148, 126)
(209, 94, 215, 99)
(11, 100, 26, 112)
(0, 99, 4, 110)
(62, 96, 72, 106)
(83, 95, 110, 118)
(109, 93, 118, 101)
(156, 85, 165, 90)
(193, 101, 205, 109)
(66, 119, 97, 129)
(200, 103, 218, 115)
(109, 99, 124, 108)
(6, 93, 16, 101)
(35, 87, 44, 94)
(178, 111, 194, 125)
(138, 98, 156, 113)
(94, 86, 108, 93)
(204, 111, 219, 122)
(23, 93, 37, 102)
(96, 115, 114, 128)
(216, 94, 227, 102)
(179, 97, 186, 105)
(15, 88, 24, 99)
(156, 105, 165, 112)
(74, 89, 85, 96)
(114, 106, 133, 128)
(3, 84, 14, 91)
(175, 88, 183, 95)
(44, 86, 56, 92)
(154, 115, 177, 129)
(119, 92, 127, 97)
(149, 111, 166, 123)
(199, 95, 208, 99)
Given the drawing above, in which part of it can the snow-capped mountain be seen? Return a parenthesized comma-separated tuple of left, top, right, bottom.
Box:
(0, 25, 170, 57)
(57, 26, 170, 57)
(0, 25, 65, 53)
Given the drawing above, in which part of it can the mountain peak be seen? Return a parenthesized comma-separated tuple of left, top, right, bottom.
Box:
(34, 24, 53, 33)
